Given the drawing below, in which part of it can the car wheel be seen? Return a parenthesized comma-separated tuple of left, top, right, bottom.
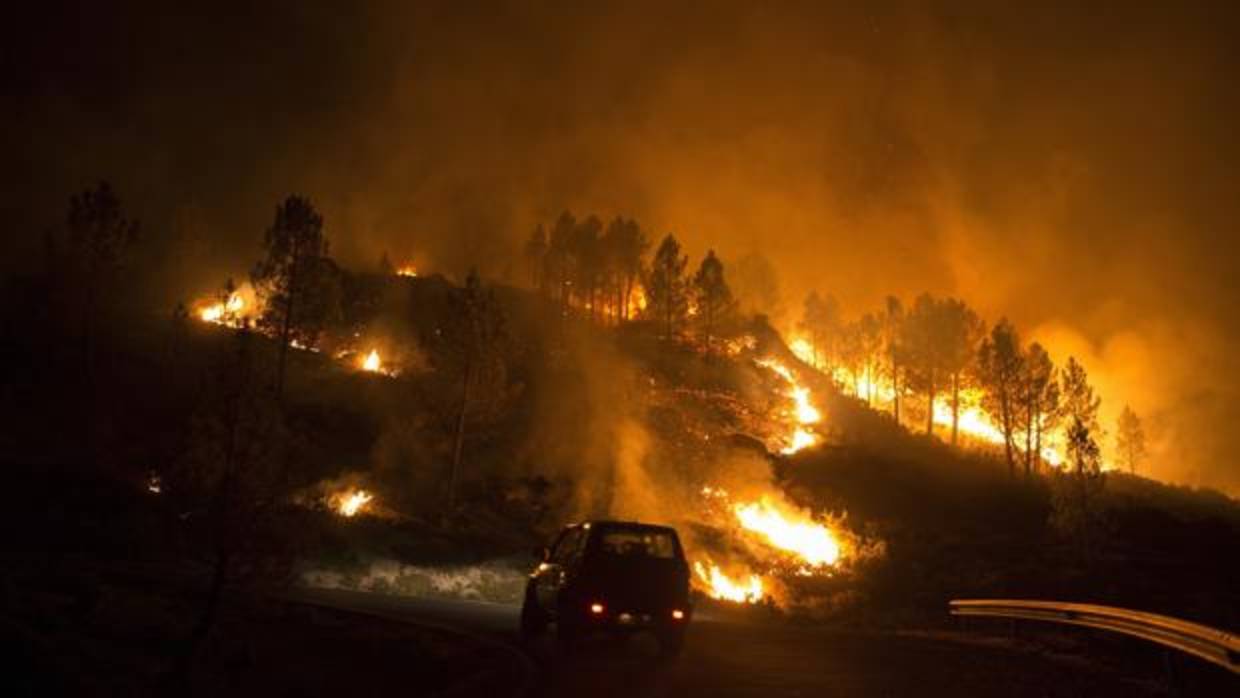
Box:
(519, 585, 548, 638)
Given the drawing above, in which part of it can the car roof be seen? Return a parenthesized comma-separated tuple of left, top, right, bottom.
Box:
(567, 520, 677, 533)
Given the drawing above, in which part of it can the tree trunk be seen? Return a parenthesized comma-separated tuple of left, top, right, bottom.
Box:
(275, 243, 301, 399)
(950, 371, 960, 446)
(1000, 388, 1015, 476)
(925, 373, 936, 436)
(449, 359, 473, 510)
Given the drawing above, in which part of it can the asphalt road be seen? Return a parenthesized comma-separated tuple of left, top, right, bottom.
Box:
(294, 588, 1174, 698)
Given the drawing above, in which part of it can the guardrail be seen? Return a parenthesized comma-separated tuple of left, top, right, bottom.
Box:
(949, 599, 1240, 675)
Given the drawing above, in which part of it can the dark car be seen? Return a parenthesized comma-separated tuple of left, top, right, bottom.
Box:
(520, 521, 692, 656)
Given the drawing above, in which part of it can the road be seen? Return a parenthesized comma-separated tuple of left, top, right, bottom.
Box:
(293, 587, 1171, 698)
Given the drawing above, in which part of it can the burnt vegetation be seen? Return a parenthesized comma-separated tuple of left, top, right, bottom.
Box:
(2, 189, 1238, 691)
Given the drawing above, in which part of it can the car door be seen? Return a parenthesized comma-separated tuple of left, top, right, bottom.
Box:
(535, 527, 581, 613)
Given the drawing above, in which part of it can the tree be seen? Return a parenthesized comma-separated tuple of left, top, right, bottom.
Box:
(169, 328, 297, 681)
(692, 250, 735, 354)
(938, 298, 984, 445)
(1051, 416, 1106, 560)
(901, 294, 966, 437)
(799, 291, 841, 372)
(602, 216, 648, 321)
(1018, 342, 1060, 475)
(978, 319, 1025, 475)
(856, 313, 883, 405)
(53, 181, 140, 384)
(1115, 405, 1147, 475)
(546, 211, 576, 316)
(882, 296, 905, 423)
(439, 269, 510, 509)
(646, 234, 689, 338)
(571, 215, 604, 321)
(1060, 356, 1102, 436)
(251, 195, 339, 397)
(523, 224, 548, 291)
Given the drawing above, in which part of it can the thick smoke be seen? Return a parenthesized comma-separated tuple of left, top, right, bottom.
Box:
(4, 1, 1238, 492)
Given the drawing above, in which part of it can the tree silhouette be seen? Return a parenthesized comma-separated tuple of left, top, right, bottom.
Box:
(1115, 405, 1147, 474)
(646, 234, 689, 338)
(799, 291, 840, 372)
(251, 195, 339, 396)
(691, 250, 736, 354)
(546, 211, 576, 317)
(938, 298, 984, 445)
(523, 224, 548, 291)
(1019, 342, 1060, 475)
(53, 181, 139, 385)
(882, 296, 905, 424)
(1051, 415, 1106, 560)
(603, 216, 648, 321)
(1060, 356, 1102, 436)
(438, 269, 510, 509)
(978, 319, 1024, 475)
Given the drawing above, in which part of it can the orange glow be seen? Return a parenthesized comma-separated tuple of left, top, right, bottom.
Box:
(334, 489, 373, 517)
(589, 602, 605, 614)
(361, 349, 382, 373)
(693, 561, 764, 603)
(396, 265, 418, 277)
(734, 496, 841, 568)
(671, 609, 685, 620)
(756, 357, 822, 454)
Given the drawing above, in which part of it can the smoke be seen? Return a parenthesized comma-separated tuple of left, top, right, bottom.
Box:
(4, 1, 1238, 492)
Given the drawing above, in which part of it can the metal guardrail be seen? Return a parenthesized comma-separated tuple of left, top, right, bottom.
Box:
(950, 599, 1240, 675)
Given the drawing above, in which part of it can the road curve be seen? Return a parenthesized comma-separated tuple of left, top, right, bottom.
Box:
(294, 587, 1170, 698)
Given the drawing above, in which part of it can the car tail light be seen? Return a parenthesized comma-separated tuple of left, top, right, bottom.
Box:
(671, 609, 685, 620)
(589, 602, 605, 615)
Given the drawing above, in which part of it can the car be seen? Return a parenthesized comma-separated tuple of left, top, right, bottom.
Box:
(520, 520, 692, 656)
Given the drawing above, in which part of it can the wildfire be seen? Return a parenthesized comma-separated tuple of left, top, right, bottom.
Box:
(695, 487, 850, 602)
(396, 265, 418, 277)
(756, 357, 822, 454)
(734, 496, 841, 568)
(335, 489, 373, 517)
(198, 291, 246, 327)
(361, 349, 382, 373)
(693, 562, 764, 603)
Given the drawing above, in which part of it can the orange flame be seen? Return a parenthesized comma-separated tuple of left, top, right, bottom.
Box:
(335, 489, 373, 517)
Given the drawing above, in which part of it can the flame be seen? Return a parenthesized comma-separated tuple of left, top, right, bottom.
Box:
(694, 561, 764, 603)
(756, 357, 822, 454)
(396, 265, 418, 277)
(335, 489, 373, 517)
(734, 496, 841, 568)
(361, 349, 382, 373)
(198, 292, 246, 327)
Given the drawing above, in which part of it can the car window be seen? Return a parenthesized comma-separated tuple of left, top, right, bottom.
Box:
(550, 528, 584, 564)
(596, 529, 677, 559)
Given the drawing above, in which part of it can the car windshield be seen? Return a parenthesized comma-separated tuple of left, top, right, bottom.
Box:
(596, 529, 677, 559)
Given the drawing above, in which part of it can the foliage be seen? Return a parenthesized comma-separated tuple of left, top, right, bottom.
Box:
(1050, 416, 1107, 560)
(646, 234, 690, 338)
(251, 195, 341, 393)
(977, 319, 1024, 474)
(1115, 405, 1147, 474)
(691, 249, 736, 353)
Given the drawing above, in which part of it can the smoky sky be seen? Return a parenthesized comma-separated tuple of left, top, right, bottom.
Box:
(5, 1, 1239, 492)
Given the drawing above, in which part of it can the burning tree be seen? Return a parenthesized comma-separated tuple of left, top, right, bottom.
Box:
(250, 195, 341, 396)
(798, 291, 840, 372)
(692, 249, 736, 354)
(882, 296, 905, 423)
(602, 216, 649, 322)
(1115, 405, 1147, 474)
(646, 234, 690, 338)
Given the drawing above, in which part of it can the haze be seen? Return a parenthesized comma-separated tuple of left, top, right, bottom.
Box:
(5, 1, 1238, 492)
